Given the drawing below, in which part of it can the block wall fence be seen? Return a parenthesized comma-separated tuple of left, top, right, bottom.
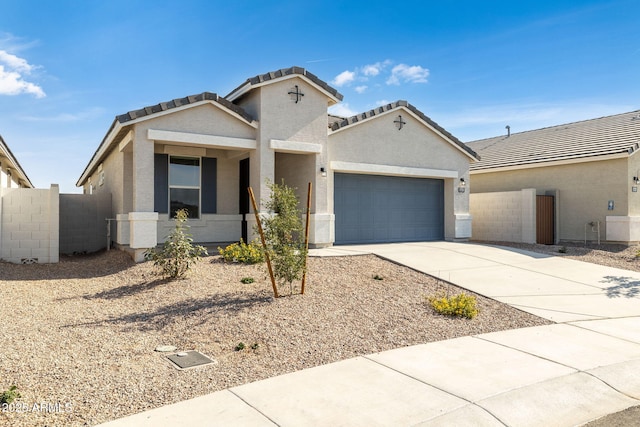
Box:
(470, 188, 537, 244)
(0, 185, 60, 263)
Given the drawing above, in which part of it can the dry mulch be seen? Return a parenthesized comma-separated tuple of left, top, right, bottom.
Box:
(1, 248, 560, 426)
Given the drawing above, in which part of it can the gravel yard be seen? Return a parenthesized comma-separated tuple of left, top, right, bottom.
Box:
(0, 247, 555, 427)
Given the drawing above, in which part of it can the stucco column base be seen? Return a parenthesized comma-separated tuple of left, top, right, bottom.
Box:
(606, 216, 640, 243)
(309, 213, 334, 248)
(454, 213, 472, 240)
(116, 214, 130, 245)
(129, 212, 158, 249)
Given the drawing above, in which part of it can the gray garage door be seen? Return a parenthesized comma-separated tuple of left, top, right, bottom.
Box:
(334, 173, 444, 244)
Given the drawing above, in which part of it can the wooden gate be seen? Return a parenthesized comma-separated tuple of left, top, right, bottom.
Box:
(536, 195, 555, 244)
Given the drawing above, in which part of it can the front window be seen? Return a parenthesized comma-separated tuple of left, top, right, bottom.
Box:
(169, 156, 200, 218)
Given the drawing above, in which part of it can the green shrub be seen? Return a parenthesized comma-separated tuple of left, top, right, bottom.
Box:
(235, 342, 245, 351)
(259, 180, 307, 295)
(144, 209, 208, 279)
(218, 239, 264, 264)
(428, 292, 478, 319)
(558, 246, 567, 254)
(373, 274, 383, 281)
(0, 385, 21, 404)
(240, 277, 255, 284)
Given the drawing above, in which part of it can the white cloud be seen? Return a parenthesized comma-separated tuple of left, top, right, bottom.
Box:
(0, 49, 45, 98)
(355, 85, 368, 94)
(386, 64, 429, 85)
(332, 70, 356, 87)
(328, 103, 358, 117)
(362, 60, 391, 77)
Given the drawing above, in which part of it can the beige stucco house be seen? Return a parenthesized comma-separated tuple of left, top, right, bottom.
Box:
(77, 66, 478, 260)
(467, 110, 640, 244)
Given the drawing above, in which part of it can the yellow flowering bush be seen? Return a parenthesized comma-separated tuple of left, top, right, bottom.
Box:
(218, 239, 264, 264)
(428, 292, 478, 319)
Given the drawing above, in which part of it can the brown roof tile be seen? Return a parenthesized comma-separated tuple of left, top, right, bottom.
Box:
(467, 110, 640, 171)
(117, 92, 254, 124)
(226, 66, 343, 102)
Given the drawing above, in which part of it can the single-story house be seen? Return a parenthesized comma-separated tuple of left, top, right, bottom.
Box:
(466, 110, 640, 244)
(77, 66, 479, 261)
(0, 134, 33, 190)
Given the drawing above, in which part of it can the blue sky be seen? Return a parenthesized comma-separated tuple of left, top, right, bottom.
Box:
(1, 0, 638, 192)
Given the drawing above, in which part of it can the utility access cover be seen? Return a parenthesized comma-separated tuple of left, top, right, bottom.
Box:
(167, 351, 215, 370)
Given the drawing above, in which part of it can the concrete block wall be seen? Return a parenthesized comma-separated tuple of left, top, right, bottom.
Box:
(59, 192, 112, 254)
(470, 189, 537, 244)
(0, 185, 60, 263)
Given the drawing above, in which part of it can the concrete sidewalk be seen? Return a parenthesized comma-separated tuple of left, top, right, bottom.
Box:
(98, 242, 640, 427)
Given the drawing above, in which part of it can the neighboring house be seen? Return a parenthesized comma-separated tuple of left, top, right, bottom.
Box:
(466, 110, 640, 244)
(0, 134, 33, 190)
(77, 66, 478, 261)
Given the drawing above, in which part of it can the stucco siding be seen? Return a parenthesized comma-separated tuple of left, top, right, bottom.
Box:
(471, 159, 627, 242)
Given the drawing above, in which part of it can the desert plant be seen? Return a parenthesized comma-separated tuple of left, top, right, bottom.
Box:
(373, 274, 384, 281)
(428, 292, 478, 319)
(218, 239, 264, 264)
(258, 180, 307, 295)
(0, 385, 21, 404)
(250, 342, 259, 350)
(144, 209, 207, 279)
(558, 246, 568, 254)
(235, 342, 245, 351)
(240, 277, 255, 284)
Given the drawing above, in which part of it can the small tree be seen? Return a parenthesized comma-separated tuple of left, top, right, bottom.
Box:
(258, 180, 307, 295)
(144, 209, 207, 279)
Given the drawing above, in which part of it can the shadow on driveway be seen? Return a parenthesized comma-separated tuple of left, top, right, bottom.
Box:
(601, 276, 640, 298)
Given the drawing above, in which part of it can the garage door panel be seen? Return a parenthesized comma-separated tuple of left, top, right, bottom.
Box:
(335, 173, 444, 245)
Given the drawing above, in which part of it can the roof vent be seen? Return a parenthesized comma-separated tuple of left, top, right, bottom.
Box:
(632, 114, 640, 121)
(506, 125, 511, 137)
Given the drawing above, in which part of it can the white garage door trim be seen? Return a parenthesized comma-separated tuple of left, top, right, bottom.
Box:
(330, 161, 458, 179)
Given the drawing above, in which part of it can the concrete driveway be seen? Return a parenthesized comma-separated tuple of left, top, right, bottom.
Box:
(312, 241, 640, 322)
(99, 241, 640, 427)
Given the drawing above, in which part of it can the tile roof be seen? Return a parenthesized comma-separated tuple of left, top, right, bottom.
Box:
(116, 92, 253, 124)
(330, 100, 479, 160)
(226, 66, 343, 103)
(467, 110, 640, 171)
(0, 134, 34, 188)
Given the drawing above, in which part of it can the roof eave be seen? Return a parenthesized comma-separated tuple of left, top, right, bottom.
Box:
(470, 151, 630, 174)
(0, 134, 34, 188)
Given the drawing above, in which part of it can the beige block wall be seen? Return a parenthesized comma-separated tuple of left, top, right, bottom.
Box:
(0, 185, 59, 263)
(470, 189, 536, 243)
(471, 158, 627, 242)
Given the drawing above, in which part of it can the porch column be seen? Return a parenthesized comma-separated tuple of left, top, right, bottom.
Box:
(129, 130, 158, 260)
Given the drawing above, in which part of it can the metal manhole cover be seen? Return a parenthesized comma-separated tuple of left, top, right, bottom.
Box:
(167, 351, 215, 370)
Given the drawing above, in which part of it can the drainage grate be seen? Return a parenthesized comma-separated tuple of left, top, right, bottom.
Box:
(166, 350, 215, 370)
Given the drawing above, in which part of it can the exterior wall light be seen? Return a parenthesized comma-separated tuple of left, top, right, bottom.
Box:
(458, 177, 466, 193)
(320, 167, 327, 177)
(634, 176, 640, 185)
